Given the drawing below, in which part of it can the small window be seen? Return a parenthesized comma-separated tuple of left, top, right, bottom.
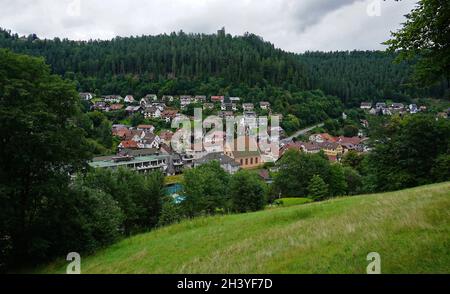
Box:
(255, 157, 259, 164)
(245, 158, 248, 165)
(250, 158, 253, 165)
(240, 159, 243, 165)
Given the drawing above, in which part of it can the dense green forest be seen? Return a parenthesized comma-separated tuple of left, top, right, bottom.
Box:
(299, 51, 448, 106)
(0, 28, 447, 108)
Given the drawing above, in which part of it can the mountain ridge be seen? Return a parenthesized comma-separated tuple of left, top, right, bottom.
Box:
(0, 28, 447, 105)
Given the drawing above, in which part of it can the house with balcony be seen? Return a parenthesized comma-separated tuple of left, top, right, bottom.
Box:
(104, 95, 123, 103)
(161, 109, 179, 123)
(89, 155, 170, 174)
(360, 102, 372, 110)
(161, 95, 174, 102)
(143, 106, 162, 119)
(260, 101, 270, 110)
(203, 103, 215, 110)
(211, 96, 224, 103)
(194, 152, 240, 174)
(180, 95, 193, 108)
(125, 105, 141, 114)
(79, 92, 93, 100)
(243, 103, 254, 111)
(194, 95, 207, 103)
(136, 124, 155, 133)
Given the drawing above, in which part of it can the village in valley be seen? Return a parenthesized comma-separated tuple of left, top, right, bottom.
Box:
(80, 92, 443, 185)
(2, 0, 450, 276)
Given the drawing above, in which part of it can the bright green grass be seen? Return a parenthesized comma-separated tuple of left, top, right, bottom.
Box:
(277, 197, 312, 207)
(35, 182, 450, 274)
(164, 174, 184, 185)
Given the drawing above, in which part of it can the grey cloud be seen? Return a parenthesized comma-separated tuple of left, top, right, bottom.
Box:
(0, 0, 417, 52)
(287, 0, 360, 32)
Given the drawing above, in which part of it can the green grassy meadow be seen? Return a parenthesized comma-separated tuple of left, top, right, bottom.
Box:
(36, 182, 450, 274)
(275, 197, 313, 207)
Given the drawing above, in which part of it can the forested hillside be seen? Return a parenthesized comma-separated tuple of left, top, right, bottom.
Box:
(299, 51, 448, 106)
(0, 28, 447, 106)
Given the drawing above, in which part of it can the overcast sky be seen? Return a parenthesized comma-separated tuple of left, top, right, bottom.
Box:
(0, 0, 417, 53)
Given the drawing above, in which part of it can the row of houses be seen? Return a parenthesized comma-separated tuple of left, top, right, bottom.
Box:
(280, 133, 368, 161)
(89, 151, 191, 176)
(82, 92, 271, 112)
(91, 131, 264, 175)
(360, 102, 426, 115)
(80, 93, 136, 103)
(95, 119, 369, 176)
(108, 118, 269, 174)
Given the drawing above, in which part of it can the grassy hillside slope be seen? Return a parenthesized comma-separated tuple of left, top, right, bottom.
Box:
(37, 182, 450, 274)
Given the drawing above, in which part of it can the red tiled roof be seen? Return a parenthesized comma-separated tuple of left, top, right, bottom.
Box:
(319, 133, 337, 142)
(211, 96, 224, 101)
(113, 128, 131, 138)
(110, 104, 124, 110)
(327, 155, 338, 161)
(137, 125, 154, 130)
(280, 142, 303, 155)
(336, 136, 362, 145)
(162, 110, 178, 118)
(159, 131, 174, 140)
(120, 140, 138, 149)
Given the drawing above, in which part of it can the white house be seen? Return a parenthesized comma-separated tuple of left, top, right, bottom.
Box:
(195, 153, 240, 174)
(140, 97, 151, 108)
(180, 96, 193, 108)
(203, 103, 214, 110)
(104, 95, 122, 103)
(144, 94, 158, 101)
(360, 102, 372, 110)
(162, 95, 174, 102)
(124, 95, 135, 103)
(139, 134, 161, 149)
(79, 92, 93, 100)
(125, 105, 141, 114)
(143, 106, 162, 119)
(203, 131, 226, 153)
(409, 104, 419, 114)
(243, 103, 254, 111)
(129, 130, 146, 142)
(194, 95, 207, 103)
(259, 101, 270, 110)
(136, 125, 155, 133)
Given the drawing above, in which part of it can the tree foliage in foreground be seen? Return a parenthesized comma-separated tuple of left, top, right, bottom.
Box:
(363, 114, 450, 192)
(273, 150, 351, 199)
(78, 168, 164, 235)
(0, 49, 164, 271)
(385, 0, 450, 88)
(230, 170, 266, 213)
(0, 48, 92, 267)
(182, 162, 267, 216)
(307, 175, 329, 201)
(182, 161, 231, 216)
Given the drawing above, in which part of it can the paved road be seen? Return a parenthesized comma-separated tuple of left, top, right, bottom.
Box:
(281, 122, 324, 144)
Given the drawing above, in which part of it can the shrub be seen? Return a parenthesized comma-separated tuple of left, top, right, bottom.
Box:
(230, 170, 267, 213)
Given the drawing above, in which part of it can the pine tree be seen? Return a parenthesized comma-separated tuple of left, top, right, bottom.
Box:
(308, 175, 329, 201)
